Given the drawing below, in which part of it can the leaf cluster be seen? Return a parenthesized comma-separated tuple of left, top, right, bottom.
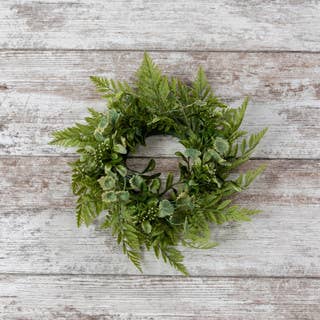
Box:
(50, 53, 267, 275)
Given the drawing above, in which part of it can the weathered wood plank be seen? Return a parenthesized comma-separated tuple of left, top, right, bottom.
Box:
(0, 157, 319, 276)
(1, 275, 319, 319)
(1, 1, 320, 51)
(1, 157, 319, 209)
(1, 205, 319, 277)
(1, 51, 320, 158)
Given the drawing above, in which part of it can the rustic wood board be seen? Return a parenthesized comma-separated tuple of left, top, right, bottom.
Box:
(1, 0, 320, 318)
(1, 157, 319, 209)
(0, 157, 319, 276)
(1, 205, 319, 277)
(1, 51, 320, 158)
(1, 1, 320, 51)
(1, 275, 320, 320)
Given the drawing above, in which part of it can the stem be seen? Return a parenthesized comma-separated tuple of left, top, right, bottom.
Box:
(159, 181, 181, 197)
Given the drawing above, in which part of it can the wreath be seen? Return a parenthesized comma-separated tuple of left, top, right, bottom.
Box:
(50, 53, 267, 275)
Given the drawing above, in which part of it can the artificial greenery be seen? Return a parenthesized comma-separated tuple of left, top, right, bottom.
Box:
(50, 53, 267, 275)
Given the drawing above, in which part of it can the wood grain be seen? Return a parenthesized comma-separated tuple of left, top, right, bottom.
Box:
(1, 51, 320, 158)
(1, 205, 319, 277)
(0, 157, 319, 276)
(1, 1, 319, 317)
(1, 1, 320, 51)
(1, 157, 319, 209)
(1, 275, 319, 320)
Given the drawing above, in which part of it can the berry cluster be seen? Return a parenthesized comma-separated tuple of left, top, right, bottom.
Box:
(92, 141, 109, 169)
(137, 205, 159, 223)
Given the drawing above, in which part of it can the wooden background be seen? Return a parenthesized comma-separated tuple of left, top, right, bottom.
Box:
(1, 1, 320, 319)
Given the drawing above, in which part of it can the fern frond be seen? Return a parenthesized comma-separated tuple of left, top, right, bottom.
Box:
(215, 205, 261, 224)
(49, 125, 84, 147)
(192, 67, 212, 99)
(236, 164, 267, 189)
(160, 246, 188, 276)
(76, 194, 100, 227)
(90, 76, 111, 94)
(233, 97, 248, 131)
(240, 128, 268, 156)
(127, 250, 142, 272)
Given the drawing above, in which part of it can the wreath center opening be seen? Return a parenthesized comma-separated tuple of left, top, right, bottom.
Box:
(126, 135, 185, 194)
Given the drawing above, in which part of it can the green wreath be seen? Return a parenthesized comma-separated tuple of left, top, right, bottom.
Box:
(50, 53, 267, 275)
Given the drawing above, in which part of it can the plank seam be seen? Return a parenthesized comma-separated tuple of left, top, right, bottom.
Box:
(0, 155, 318, 161)
(0, 273, 320, 280)
(1, 48, 320, 54)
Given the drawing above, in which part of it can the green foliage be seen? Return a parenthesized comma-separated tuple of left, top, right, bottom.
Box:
(159, 199, 174, 218)
(50, 53, 267, 275)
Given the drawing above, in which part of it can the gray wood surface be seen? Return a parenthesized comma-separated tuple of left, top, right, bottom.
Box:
(1, 1, 319, 319)
(1, 157, 319, 209)
(1, 51, 320, 158)
(1, 1, 320, 51)
(1, 275, 320, 320)
(1, 157, 319, 276)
